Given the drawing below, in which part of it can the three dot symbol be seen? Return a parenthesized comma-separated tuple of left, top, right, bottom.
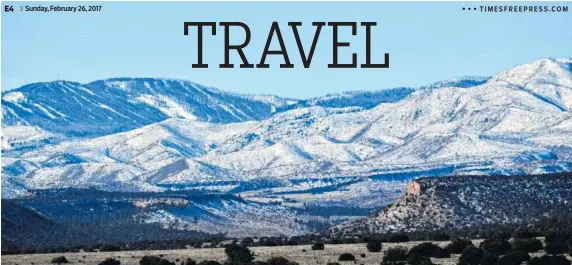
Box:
(463, 7, 477, 11)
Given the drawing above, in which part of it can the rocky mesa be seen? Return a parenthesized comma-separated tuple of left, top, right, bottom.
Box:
(333, 172, 572, 236)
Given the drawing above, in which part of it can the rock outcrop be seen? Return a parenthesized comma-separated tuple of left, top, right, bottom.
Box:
(333, 173, 572, 236)
(407, 181, 422, 195)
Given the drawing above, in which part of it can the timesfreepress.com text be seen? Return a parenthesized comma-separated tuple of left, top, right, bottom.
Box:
(480, 5, 568, 12)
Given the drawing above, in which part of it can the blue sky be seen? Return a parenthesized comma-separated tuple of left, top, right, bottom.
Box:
(2, 1, 571, 98)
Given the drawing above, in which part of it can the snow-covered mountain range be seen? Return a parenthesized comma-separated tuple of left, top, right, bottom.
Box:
(2, 58, 572, 237)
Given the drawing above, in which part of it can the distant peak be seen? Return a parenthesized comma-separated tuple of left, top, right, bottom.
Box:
(490, 57, 572, 85)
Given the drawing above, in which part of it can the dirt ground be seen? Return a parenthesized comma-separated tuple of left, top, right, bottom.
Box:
(0, 240, 560, 265)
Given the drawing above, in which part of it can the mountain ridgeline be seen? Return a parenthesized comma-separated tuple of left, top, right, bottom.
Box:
(1, 78, 285, 137)
(2, 76, 491, 138)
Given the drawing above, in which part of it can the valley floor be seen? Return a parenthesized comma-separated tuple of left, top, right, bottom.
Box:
(3, 240, 564, 265)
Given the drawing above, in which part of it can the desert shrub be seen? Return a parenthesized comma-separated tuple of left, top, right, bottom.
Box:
(512, 238, 543, 253)
(382, 247, 408, 262)
(343, 238, 357, 244)
(429, 232, 450, 241)
(326, 263, 340, 265)
(99, 244, 121, 252)
(497, 251, 530, 265)
(139, 256, 175, 265)
(240, 237, 254, 246)
(266, 257, 298, 265)
(543, 231, 571, 244)
(285, 240, 298, 246)
(140, 256, 160, 265)
(434, 247, 451, 258)
(380, 262, 406, 265)
(528, 255, 571, 265)
(159, 259, 175, 265)
(407, 253, 435, 265)
(545, 242, 568, 255)
(224, 244, 254, 265)
(181, 259, 197, 265)
(192, 242, 203, 248)
(479, 253, 499, 265)
(458, 246, 483, 265)
(51, 256, 69, 264)
(261, 239, 279, 247)
(330, 238, 343, 244)
(480, 239, 512, 255)
(252, 262, 268, 265)
(408, 242, 449, 258)
(360, 253, 366, 258)
(197, 261, 221, 265)
(512, 228, 537, 239)
(446, 238, 473, 254)
(476, 231, 507, 241)
(311, 243, 324, 250)
(99, 258, 120, 265)
(338, 253, 355, 261)
(387, 233, 409, 243)
(366, 239, 382, 252)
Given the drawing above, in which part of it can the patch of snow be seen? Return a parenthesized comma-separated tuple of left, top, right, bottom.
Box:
(3, 92, 26, 103)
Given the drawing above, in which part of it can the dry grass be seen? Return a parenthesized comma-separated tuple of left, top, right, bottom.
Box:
(1, 239, 564, 265)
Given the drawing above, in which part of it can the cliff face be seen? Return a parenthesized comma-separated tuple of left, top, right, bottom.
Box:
(333, 173, 572, 236)
(407, 181, 422, 195)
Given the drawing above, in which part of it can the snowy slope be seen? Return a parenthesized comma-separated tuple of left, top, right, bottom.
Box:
(1, 78, 293, 137)
(136, 196, 307, 237)
(1, 125, 62, 150)
(275, 76, 489, 112)
(490, 58, 572, 110)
